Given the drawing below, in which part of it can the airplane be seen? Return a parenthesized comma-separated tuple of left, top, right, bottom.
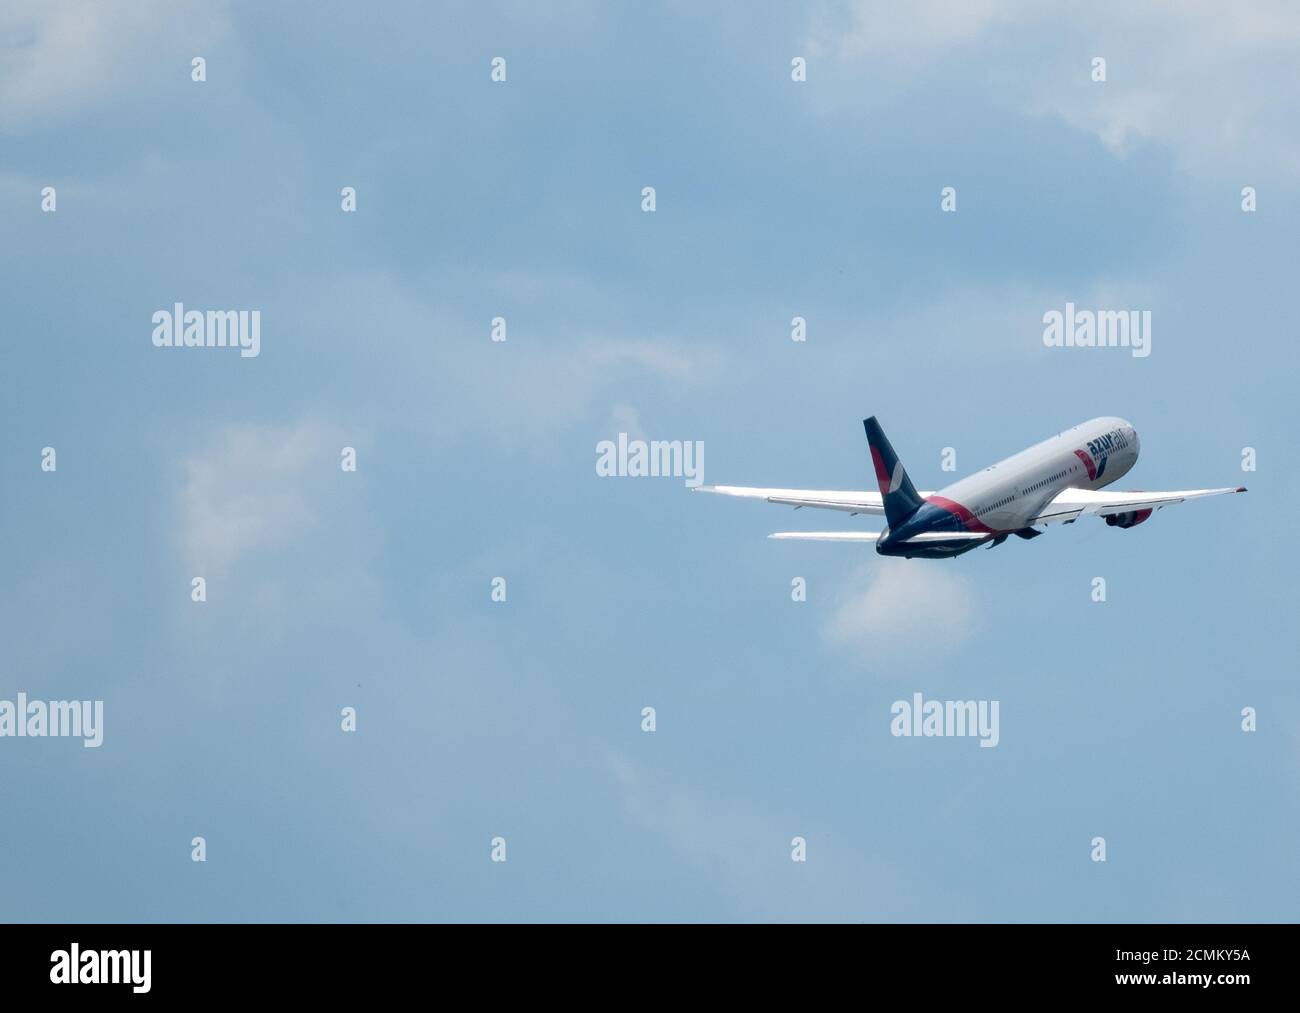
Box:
(695, 416, 1246, 558)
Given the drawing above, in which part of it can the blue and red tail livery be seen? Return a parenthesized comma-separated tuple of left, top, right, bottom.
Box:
(863, 416, 924, 529)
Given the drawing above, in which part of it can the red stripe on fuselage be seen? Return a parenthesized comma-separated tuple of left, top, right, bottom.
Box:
(1074, 449, 1097, 481)
(926, 495, 996, 534)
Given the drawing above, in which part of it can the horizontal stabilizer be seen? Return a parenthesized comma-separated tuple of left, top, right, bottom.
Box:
(902, 531, 989, 543)
(768, 531, 882, 542)
(768, 530, 988, 543)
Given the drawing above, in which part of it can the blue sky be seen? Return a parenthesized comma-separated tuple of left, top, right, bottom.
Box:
(1, 1, 1297, 921)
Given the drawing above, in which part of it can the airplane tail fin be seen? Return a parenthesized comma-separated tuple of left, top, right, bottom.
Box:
(863, 416, 924, 528)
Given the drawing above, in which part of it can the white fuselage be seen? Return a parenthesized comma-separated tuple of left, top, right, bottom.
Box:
(928, 417, 1139, 533)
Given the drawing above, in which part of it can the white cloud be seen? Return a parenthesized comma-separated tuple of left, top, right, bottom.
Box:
(823, 559, 975, 656)
(606, 403, 647, 443)
(0, 0, 230, 130)
(609, 753, 912, 920)
(1023, 2, 1300, 179)
(178, 419, 348, 576)
(287, 270, 722, 448)
(810, 0, 1024, 58)
(808, 1, 1300, 181)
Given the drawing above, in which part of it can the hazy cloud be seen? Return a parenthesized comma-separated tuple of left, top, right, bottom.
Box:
(292, 270, 721, 447)
(823, 559, 975, 657)
(809, 0, 1300, 180)
(0, 0, 231, 130)
(609, 753, 911, 920)
(178, 419, 349, 577)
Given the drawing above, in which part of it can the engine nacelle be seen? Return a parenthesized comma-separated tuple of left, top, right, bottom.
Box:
(1105, 508, 1153, 529)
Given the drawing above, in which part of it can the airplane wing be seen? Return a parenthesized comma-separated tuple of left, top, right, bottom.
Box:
(699, 482, 1245, 528)
(694, 485, 934, 516)
(1030, 485, 1247, 526)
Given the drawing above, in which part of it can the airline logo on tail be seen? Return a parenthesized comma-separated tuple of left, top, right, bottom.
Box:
(871, 448, 906, 496)
(864, 416, 925, 529)
(869, 446, 892, 495)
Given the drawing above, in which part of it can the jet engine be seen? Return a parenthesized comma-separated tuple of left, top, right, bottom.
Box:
(1105, 509, 1154, 528)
